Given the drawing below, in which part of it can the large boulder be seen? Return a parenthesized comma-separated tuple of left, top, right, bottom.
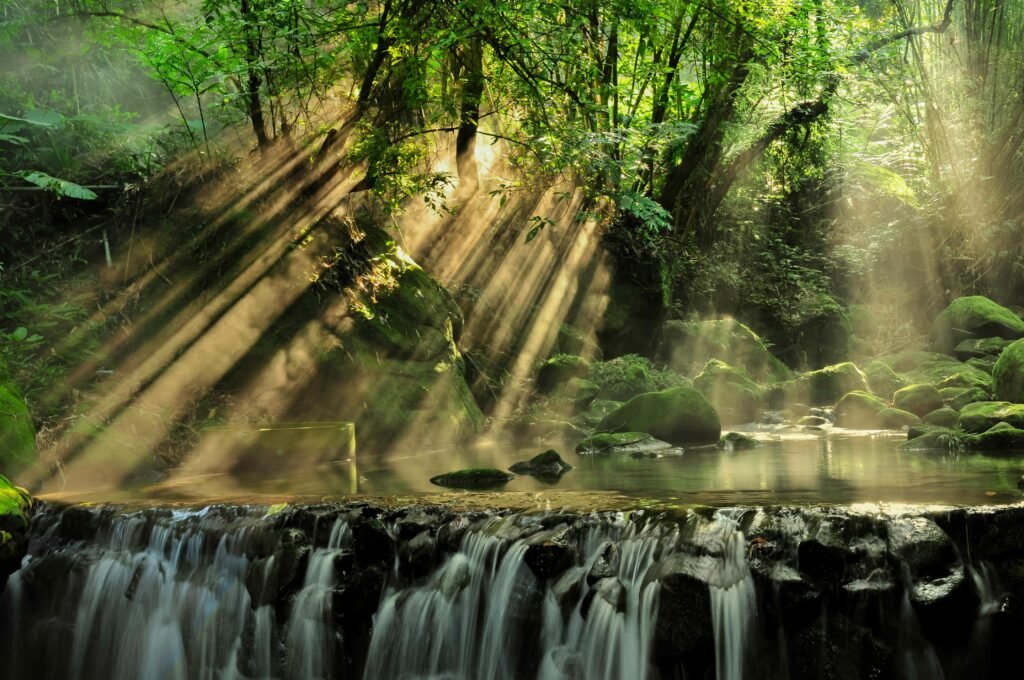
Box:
(693, 359, 764, 424)
(596, 387, 721, 447)
(892, 384, 944, 418)
(0, 375, 36, 475)
(834, 391, 887, 428)
(993, 338, 1024, 403)
(931, 296, 1024, 354)
(792, 362, 870, 406)
(863, 360, 905, 401)
(657, 318, 792, 382)
(956, 402, 1024, 433)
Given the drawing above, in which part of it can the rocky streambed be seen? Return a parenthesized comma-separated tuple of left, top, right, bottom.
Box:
(1, 498, 1023, 680)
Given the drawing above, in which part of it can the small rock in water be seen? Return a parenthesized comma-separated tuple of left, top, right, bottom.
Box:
(797, 415, 829, 427)
(717, 432, 759, 450)
(429, 468, 514, 489)
(509, 450, 573, 479)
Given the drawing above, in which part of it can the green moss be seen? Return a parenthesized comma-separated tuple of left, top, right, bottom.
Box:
(878, 407, 922, 429)
(931, 296, 1024, 354)
(834, 390, 887, 428)
(948, 387, 990, 412)
(863, 360, 905, 402)
(795, 362, 870, 405)
(0, 381, 37, 475)
(923, 407, 960, 429)
(964, 422, 1024, 451)
(717, 432, 759, 450)
(693, 359, 764, 424)
(576, 432, 657, 454)
(956, 401, 1024, 433)
(954, 337, 1010, 360)
(536, 354, 591, 392)
(429, 468, 514, 489)
(892, 384, 944, 417)
(596, 386, 721, 447)
(876, 352, 991, 395)
(0, 474, 32, 528)
(993, 338, 1024, 403)
(657, 318, 793, 382)
(588, 354, 689, 402)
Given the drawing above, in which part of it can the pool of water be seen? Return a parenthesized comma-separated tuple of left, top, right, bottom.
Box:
(44, 428, 1024, 507)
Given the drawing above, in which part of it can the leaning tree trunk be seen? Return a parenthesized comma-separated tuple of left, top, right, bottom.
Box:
(456, 38, 484, 190)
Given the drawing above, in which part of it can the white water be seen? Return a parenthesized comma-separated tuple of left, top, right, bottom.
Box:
(364, 516, 673, 680)
(709, 526, 756, 680)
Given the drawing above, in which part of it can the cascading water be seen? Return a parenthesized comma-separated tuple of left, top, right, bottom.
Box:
(1, 501, 1020, 680)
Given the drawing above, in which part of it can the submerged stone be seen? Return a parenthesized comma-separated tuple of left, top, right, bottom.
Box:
(509, 450, 573, 478)
(596, 386, 720, 447)
(575, 432, 681, 456)
(717, 432, 759, 450)
(429, 468, 514, 489)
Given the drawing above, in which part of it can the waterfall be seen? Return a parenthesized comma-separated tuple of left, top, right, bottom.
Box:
(709, 526, 756, 680)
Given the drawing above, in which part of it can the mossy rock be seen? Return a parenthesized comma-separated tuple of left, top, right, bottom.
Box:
(923, 407, 960, 429)
(577, 398, 624, 427)
(863, 360, 905, 402)
(965, 357, 997, 375)
(954, 337, 1010, 361)
(551, 378, 600, 410)
(509, 450, 573, 478)
(834, 390, 888, 428)
(875, 351, 991, 394)
(693, 359, 764, 425)
(892, 384, 944, 418)
(956, 401, 1024, 434)
(993, 338, 1024, 403)
(576, 432, 680, 456)
(596, 387, 721, 447)
(931, 296, 1024, 354)
(907, 423, 951, 441)
(964, 422, 1024, 451)
(429, 468, 514, 489)
(793, 362, 870, 406)
(657, 318, 792, 383)
(536, 354, 591, 392)
(947, 387, 990, 412)
(588, 355, 689, 402)
(717, 432, 759, 450)
(900, 428, 960, 451)
(0, 379, 37, 476)
(0, 473, 33, 588)
(878, 408, 922, 430)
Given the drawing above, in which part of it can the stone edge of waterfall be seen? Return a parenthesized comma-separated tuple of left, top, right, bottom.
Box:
(5, 499, 1024, 679)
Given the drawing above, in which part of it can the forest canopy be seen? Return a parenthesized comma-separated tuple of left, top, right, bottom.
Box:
(2, 0, 1023, 361)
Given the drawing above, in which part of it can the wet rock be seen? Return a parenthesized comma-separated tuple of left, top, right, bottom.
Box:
(993, 338, 1024, 402)
(886, 517, 958, 579)
(55, 505, 101, 542)
(647, 552, 715, 657)
(351, 515, 395, 566)
(429, 468, 514, 489)
(957, 401, 1024, 433)
(787, 615, 894, 680)
(245, 528, 311, 607)
(509, 450, 573, 479)
(797, 415, 830, 427)
(718, 431, 759, 450)
(964, 422, 1024, 450)
(575, 432, 680, 456)
(551, 567, 584, 611)
(398, 530, 437, 581)
(923, 406, 960, 428)
(587, 542, 618, 585)
(524, 538, 577, 580)
(580, 577, 626, 618)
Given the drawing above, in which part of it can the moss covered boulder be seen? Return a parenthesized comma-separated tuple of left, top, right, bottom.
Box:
(947, 387, 990, 412)
(717, 432, 760, 450)
(693, 359, 764, 424)
(878, 408, 922, 429)
(0, 370, 36, 475)
(793, 362, 870, 406)
(876, 351, 992, 394)
(956, 401, 1024, 433)
(993, 338, 1024, 403)
(893, 384, 944, 418)
(834, 391, 888, 428)
(923, 407, 960, 429)
(536, 354, 591, 392)
(954, 337, 1011, 361)
(596, 387, 721, 447)
(931, 296, 1024, 354)
(657, 318, 792, 383)
(864, 360, 905, 402)
(964, 422, 1024, 451)
(1, 473, 33, 589)
(429, 468, 514, 489)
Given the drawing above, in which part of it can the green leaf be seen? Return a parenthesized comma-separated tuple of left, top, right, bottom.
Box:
(12, 327, 28, 341)
(524, 224, 542, 243)
(20, 172, 98, 200)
